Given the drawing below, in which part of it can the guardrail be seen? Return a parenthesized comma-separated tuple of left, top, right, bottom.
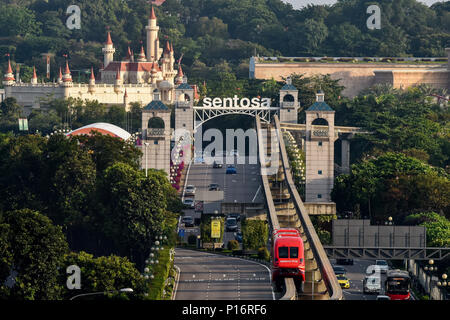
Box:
(256, 116, 280, 231)
(274, 115, 343, 300)
(256, 116, 296, 300)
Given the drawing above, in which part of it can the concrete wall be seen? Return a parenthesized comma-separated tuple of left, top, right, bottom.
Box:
(407, 259, 447, 300)
(5, 82, 175, 110)
(253, 62, 448, 97)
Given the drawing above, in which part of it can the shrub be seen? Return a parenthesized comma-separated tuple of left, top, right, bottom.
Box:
(227, 240, 239, 250)
(241, 219, 269, 250)
(258, 247, 270, 261)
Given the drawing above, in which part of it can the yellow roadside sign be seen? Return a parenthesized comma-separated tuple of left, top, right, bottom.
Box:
(211, 220, 221, 239)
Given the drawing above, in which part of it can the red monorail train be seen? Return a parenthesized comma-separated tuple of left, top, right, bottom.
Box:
(271, 228, 305, 291)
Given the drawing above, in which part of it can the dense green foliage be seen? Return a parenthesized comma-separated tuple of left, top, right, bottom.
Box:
(61, 251, 149, 300)
(332, 152, 450, 222)
(334, 85, 450, 168)
(0, 209, 68, 299)
(403, 212, 450, 247)
(0, 96, 143, 136)
(1, 0, 448, 88)
(241, 219, 269, 251)
(0, 132, 182, 299)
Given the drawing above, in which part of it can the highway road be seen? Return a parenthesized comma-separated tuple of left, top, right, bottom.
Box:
(185, 156, 264, 204)
(330, 258, 388, 300)
(174, 248, 274, 300)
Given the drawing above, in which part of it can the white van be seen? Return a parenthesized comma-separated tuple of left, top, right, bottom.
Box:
(363, 275, 381, 294)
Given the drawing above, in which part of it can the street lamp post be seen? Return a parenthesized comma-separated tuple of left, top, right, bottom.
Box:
(70, 288, 133, 300)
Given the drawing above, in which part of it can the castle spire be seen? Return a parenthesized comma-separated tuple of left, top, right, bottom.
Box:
(103, 30, 116, 68)
(137, 45, 146, 61)
(150, 6, 157, 20)
(63, 60, 72, 82)
(164, 40, 170, 54)
(57, 66, 63, 83)
(114, 66, 122, 92)
(6, 57, 13, 74)
(88, 66, 96, 92)
(31, 66, 38, 84)
(175, 65, 183, 84)
(90, 66, 95, 80)
(106, 31, 113, 45)
(3, 56, 15, 83)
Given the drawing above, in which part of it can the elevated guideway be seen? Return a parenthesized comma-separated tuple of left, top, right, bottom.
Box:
(256, 115, 343, 300)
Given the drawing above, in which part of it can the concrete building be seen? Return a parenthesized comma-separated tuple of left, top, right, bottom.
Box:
(3, 7, 181, 112)
(250, 48, 450, 97)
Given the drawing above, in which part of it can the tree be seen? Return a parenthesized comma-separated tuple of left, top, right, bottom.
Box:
(332, 152, 450, 221)
(0, 135, 46, 213)
(241, 219, 268, 251)
(0, 5, 41, 37)
(61, 251, 148, 300)
(99, 163, 168, 266)
(0, 209, 69, 300)
(40, 134, 97, 228)
(75, 132, 142, 173)
(404, 212, 450, 247)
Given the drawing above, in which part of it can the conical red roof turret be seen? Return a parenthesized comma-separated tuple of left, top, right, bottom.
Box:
(106, 31, 113, 45)
(6, 58, 13, 74)
(32, 66, 37, 79)
(90, 67, 95, 80)
(150, 6, 157, 20)
(164, 41, 170, 53)
(3, 57, 15, 82)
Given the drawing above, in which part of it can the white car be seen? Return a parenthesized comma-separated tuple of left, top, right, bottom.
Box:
(376, 260, 389, 273)
(183, 198, 195, 208)
(363, 275, 381, 294)
(185, 185, 196, 196)
(376, 295, 390, 301)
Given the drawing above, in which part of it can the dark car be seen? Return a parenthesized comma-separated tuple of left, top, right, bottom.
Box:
(226, 165, 237, 174)
(208, 183, 220, 191)
(228, 213, 241, 222)
(213, 161, 223, 168)
(235, 231, 243, 243)
(336, 259, 354, 265)
(225, 217, 238, 232)
(332, 265, 347, 276)
(182, 216, 194, 227)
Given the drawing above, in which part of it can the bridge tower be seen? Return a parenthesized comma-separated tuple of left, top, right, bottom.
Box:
(305, 90, 335, 202)
(141, 89, 171, 176)
(174, 82, 194, 143)
(279, 77, 299, 123)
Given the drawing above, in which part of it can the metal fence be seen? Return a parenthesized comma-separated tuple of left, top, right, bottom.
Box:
(332, 219, 426, 248)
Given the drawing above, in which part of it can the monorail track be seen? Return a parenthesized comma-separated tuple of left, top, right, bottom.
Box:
(256, 115, 343, 300)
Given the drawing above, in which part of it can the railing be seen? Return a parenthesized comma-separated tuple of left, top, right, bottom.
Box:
(177, 101, 190, 108)
(282, 101, 295, 108)
(146, 128, 165, 137)
(256, 116, 296, 300)
(312, 130, 329, 137)
(274, 115, 343, 300)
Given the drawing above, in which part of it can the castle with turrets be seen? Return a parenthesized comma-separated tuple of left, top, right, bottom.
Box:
(3, 7, 191, 112)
